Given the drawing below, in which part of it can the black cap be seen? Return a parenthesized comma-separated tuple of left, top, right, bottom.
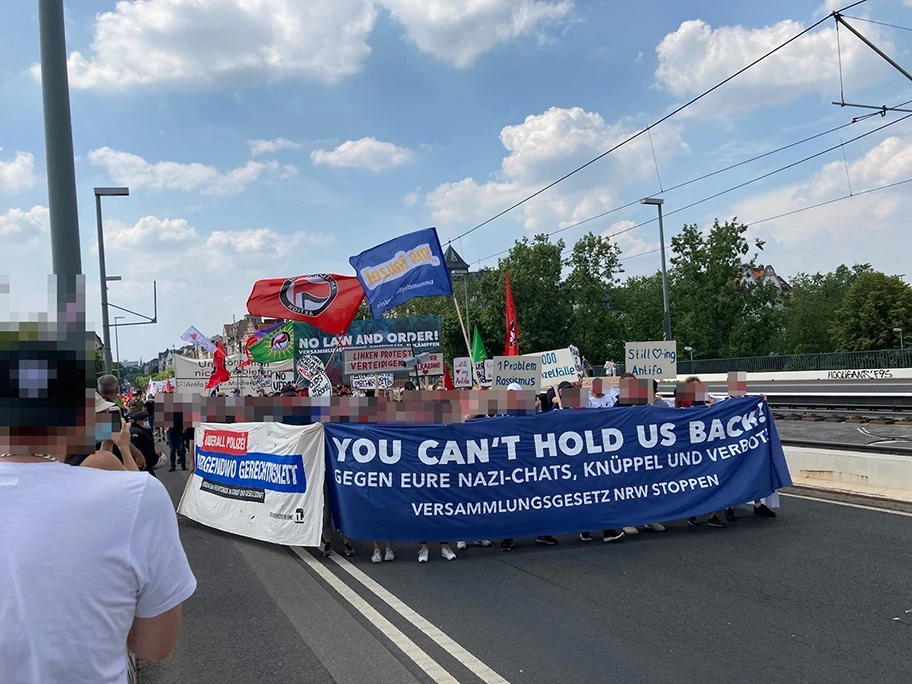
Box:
(558, 381, 573, 390)
(130, 411, 150, 421)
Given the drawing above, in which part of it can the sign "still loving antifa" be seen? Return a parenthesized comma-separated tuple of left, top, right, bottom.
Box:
(324, 397, 791, 542)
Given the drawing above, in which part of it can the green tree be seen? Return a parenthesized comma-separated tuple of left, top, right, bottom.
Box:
(830, 272, 912, 351)
(614, 272, 665, 350)
(563, 232, 624, 363)
(669, 219, 778, 358)
(780, 264, 872, 354)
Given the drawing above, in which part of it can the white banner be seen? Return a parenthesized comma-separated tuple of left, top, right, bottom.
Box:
(178, 422, 324, 546)
(417, 352, 443, 376)
(492, 355, 540, 389)
(343, 347, 410, 375)
(537, 347, 583, 389)
(453, 357, 473, 388)
(624, 341, 677, 379)
(350, 373, 395, 390)
(174, 354, 294, 396)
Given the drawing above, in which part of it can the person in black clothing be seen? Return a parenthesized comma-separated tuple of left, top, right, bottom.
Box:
(167, 411, 187, 472)
(129, 411, 160, 478)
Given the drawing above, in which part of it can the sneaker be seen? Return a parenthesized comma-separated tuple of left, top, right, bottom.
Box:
(707, 515, 726, 528)
(168, 466, 176, 472)
(343, 543, 356, 557)
(371, 549, 382, 563)
(384, 547, 395, 561)
(622, 526, 639, 535)
(686, 517, 700, 527)
(500, 539, 514, 552)
(536, 535, 558, 546)
(754, 504, 777, 518)
(603, 530, 625, 542)
(456, 541, 467, 551)
(418, 548, 429, 563)
(473, 540, 492, 547)
(321, 542, 333, 557)
(579, 532, 593, 542)
(441, 546, 457, 561)
(644, 523, 665, 531)
(725, 507, 738, 522)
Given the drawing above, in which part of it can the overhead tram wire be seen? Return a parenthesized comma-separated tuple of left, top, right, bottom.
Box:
(840, 14, 912, 34)
(451, 0, 869, 244)
(470, 111, 883, 266)
(617, 175, 912, 263)
(476, 108, 910, 266)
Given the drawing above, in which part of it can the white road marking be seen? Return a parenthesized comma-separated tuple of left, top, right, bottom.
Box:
(327, 553, 510, 684)
(781, 492, 912, 517)
(291, 547, 461, 684)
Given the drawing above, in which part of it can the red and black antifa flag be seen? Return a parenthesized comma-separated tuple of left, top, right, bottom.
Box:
(246, 274, 364, 336)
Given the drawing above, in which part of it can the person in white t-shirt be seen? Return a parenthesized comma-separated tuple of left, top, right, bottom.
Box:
(1, 342, 197, 684)
(587, 378, 614, 408)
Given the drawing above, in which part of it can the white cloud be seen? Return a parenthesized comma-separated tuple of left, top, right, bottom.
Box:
(311, 137, 414, 171)
(426, 106, 688, 232)
(0, 150, 37, 193)
(47, 0, 377, 91)
(380, 0, 573, 68)
(88, 147, 294, 195)
(37, 0, 570, 92)
(403, 188, 421, 206)
(106, 216, 198, 247)
(248, 137, 303, 156)
(654, 18, 892, 116)
(0, 205, 48, 237)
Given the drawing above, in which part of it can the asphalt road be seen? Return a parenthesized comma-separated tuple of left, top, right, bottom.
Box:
(775, 420, 912, 450)
(143, 472, 912, 684)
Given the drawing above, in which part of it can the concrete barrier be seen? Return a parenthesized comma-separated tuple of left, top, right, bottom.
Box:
(783, 445, 912, 503)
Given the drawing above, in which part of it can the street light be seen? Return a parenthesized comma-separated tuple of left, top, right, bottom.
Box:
(641, 197, 672, 341)
(684, 346, 694, 362)
(94, 186, 129, 374)
(114, 315, 124, 377)
(894, 327, 904, 350)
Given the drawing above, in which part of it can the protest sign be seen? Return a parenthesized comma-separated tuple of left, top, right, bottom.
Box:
(350, 373, 394, 390)
(474, 359, 493, 387)
(323, 397, 790, 542)
(417, 353, 443, 376)
(492, 355, 540, 389)
(174, 354, 294, 395)
(350, 227, 452, 318)
(178, 422, 324, 546)
(344, 347, 411, 375)
(537, 347, 583, 389)
(294, 317, 441, 386)
(453, 357, 473, 388)
(308, 373, 333, 398)
(625, 341, 677, 378)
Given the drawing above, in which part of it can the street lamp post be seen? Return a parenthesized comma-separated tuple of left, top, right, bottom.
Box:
(895, 327, 904, 350)
(114, 315, 124, 377)
(684, 346, 694, 362)
(94, 186, 129, 374)
(641, 198, 672, 341)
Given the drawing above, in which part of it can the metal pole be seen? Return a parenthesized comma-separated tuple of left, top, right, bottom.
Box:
(96, 194, 113, 374)
(38, 0, 82, 311)
(835, 15, 912, 84)
(114, 316, 123, 376)
(656, 203, 672, 341)
(464, 275, 470, 340)
(901, 330, 905, 350)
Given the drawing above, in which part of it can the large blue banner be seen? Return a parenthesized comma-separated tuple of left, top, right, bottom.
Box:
(349, 227, 453, 318)
(324, 397, 791, 542)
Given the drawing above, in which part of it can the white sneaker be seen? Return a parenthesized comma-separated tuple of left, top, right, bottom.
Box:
(384, 547, 395, 562)
(441, 546, 457, 561)
(456, 541, 467, 551)
(418, 548, 429, 563)
(622, 526, 640, 535)
(645, 522, 666, 532)
(474, 540, 492, 547)
(371, 549, 382, 563)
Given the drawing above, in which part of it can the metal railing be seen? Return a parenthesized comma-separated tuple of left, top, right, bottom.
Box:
(595, 349, 911, 376)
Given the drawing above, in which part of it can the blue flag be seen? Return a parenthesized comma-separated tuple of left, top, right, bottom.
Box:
(349, 227, 453, 318)
(324, 397, 791, 542)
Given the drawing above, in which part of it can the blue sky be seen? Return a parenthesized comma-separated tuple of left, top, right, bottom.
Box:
(2, 0, 912, 361)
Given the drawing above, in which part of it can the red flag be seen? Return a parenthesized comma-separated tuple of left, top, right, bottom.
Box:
(205, 342, 231, 390)
(246, 274, 364, 335)
(443, 361, 455, 390)
(504, 271, 520, 356)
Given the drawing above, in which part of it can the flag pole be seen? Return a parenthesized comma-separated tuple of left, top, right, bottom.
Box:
(452, 295, 479, 384)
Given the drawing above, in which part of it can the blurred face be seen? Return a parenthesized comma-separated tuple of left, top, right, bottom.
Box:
(591, 378, 603, 396)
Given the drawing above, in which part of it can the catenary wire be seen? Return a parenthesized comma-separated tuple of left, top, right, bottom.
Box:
(448, 1, 868, 243)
